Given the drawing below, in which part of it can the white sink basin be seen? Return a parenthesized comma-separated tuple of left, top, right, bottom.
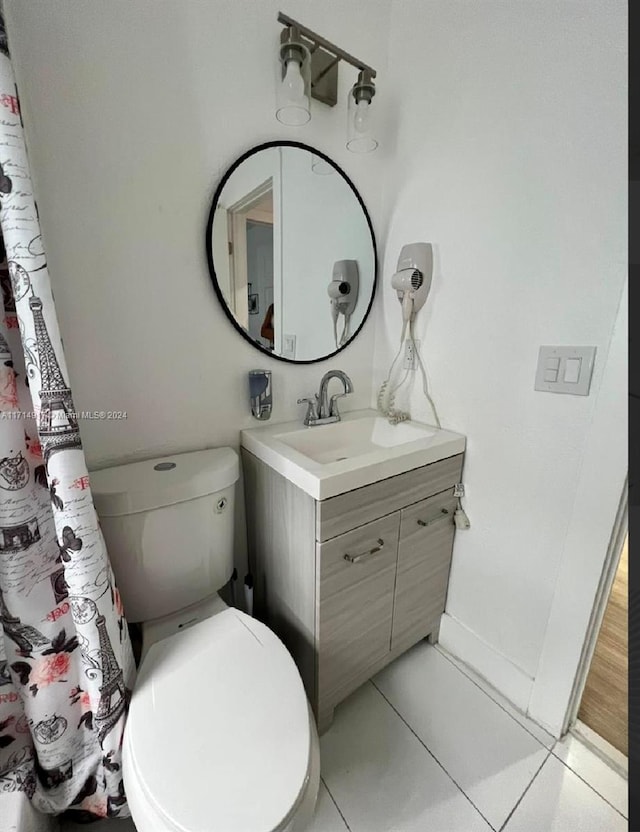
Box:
(275, 416, 438, 464)
(241, 409, 466, 500)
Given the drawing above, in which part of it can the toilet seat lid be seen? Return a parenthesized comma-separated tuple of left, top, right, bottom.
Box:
(125, 609, 311, 832)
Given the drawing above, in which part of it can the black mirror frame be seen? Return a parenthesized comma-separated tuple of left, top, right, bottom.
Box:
(205, 140, 378, 365)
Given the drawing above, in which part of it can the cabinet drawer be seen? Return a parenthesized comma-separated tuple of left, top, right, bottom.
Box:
(317, 513, 400, 708)
(391, 490, 457, 652)
(317, 454, 463, 541)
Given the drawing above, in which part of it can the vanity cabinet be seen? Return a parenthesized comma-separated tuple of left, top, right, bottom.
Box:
(242, 449, 463, 732)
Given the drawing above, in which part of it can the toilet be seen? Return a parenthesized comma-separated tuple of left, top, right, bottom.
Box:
(90, 447, 320, 832)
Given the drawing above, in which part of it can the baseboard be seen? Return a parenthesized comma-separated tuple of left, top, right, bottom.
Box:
(439, 612, 535, 714)
(572, 719, 628, 779)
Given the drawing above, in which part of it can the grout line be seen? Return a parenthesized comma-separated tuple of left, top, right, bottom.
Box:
(434, 645, 553, 749)
(548, 745, 628, 820)
(497, 750, 551, 832)
(370, 680, 498, 832)
(320, 775, 353, 832)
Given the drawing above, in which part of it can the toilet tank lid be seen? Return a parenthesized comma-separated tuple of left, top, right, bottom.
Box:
(89, 447, 239, 517)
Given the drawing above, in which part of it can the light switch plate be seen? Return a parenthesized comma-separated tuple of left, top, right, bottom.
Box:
(534, 346, 596, 396)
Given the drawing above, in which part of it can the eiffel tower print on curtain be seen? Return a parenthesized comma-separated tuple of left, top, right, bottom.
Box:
(29, 296, 81, 463)
(94, 613, 129, 746)
(0, 588, 49, 655)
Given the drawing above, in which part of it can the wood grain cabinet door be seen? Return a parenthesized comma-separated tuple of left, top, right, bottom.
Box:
(317, 513, 400, 711)
(391, 490, 457, 653)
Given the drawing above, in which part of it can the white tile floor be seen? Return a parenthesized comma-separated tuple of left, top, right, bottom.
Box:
(61, 641, 628, 832)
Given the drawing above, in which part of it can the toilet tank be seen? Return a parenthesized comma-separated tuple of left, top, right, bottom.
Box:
(90, 448, 239, 623)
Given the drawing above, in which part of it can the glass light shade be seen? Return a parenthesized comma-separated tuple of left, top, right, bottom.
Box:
(347, 89, 378, 153)
(276, 47, 311, 126)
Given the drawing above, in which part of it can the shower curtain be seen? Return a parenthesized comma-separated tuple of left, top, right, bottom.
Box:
(0, 16, 135, 821)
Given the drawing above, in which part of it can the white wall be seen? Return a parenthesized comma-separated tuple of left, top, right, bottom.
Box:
(3, 0, 391, 470)
(5, 0, 389, 575)
(3, 0, 391, 581)
(376, 0, 627, 724)
(530, 276, 627, 733)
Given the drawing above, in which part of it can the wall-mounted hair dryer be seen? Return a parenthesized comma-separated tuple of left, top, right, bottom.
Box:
(378, 242, 441, 428)
(390, 243, 433, 321)
(328, 260, 359, 348)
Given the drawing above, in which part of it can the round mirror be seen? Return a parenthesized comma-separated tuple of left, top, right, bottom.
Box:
(206, 142, 377, 363)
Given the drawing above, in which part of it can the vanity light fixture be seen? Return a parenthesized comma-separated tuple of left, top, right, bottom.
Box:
(276, 24, 311, 125)
(347, 69, 377, 153)
(277, 11, 378, 152)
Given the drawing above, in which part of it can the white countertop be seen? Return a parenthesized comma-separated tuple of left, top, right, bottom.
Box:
(241, 409, 466, 500)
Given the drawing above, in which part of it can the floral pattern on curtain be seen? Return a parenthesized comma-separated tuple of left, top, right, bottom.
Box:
(0, 15, 135, 821)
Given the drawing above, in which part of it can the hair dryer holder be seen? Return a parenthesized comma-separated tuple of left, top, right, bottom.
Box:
(328, 260, 359, 316)
(390, 243, 433, 319)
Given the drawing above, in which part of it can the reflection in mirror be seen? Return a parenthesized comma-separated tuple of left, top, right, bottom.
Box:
(208, 144, 376, 363)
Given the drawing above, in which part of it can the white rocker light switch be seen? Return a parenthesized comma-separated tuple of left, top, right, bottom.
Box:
(563, 357, 582, 384)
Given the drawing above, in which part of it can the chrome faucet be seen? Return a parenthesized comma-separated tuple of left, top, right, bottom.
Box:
(297, 370, 354, 427)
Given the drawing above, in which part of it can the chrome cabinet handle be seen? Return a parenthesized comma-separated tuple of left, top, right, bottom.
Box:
(343, 538, 385, 564)
(417, 508, 450, 527)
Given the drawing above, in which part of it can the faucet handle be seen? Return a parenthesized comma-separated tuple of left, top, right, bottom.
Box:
(328, 391, 349, 418)
(297, 396, 319, 424)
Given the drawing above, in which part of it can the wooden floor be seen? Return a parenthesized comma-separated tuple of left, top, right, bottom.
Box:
(578, 536, 628, 755)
